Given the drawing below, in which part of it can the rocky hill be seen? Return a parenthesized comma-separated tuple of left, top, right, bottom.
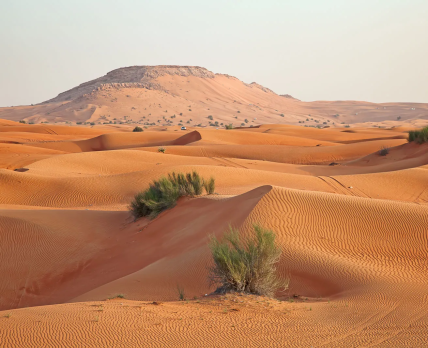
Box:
(0, 65, 427, 128)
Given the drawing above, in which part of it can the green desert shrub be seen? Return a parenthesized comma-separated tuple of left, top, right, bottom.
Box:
(208, 224, 288, 297)
(133, 126, 143, 132)
(203, 177, 215, 194)
(158, 147, 166, 153)
(379, 146, 389, 156)
(130, 171, 215, 220)
(167, 172, 203, 196)
(408, 127, 428, 144)
(177, 285, 186, 301)
(225, 124, 234, 130)
(130, 177, 180, 219)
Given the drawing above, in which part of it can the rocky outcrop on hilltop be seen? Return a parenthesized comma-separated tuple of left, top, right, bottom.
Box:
(247, 82, 276, 94)
(97, 82, 167, 93)
(280, 94, 300, 101)
(44, 66, 216, 103)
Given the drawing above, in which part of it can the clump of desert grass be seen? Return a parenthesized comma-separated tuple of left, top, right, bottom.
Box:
(408, 126, 428, 144)
(177, 285, 186, 301)
(133, 126, 143, 132)
(203, 177, 215, 194)
(378, 146, 390, 156)
(208, 224, 289, 297)
(130, 171, 216, 220)
(108, 294, 125, 299)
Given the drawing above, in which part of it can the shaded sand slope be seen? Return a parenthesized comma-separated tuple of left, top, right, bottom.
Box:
(29, 131, 188, 153)
(1, 186, 427, 347)
(180, 129, 340, 146)
(27, 128, 339, 153)
(74, 186, 428, 303)
(0, 187, 268, 310)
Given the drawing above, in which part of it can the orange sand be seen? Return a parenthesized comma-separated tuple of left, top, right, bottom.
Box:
(0, 119, 427, 347)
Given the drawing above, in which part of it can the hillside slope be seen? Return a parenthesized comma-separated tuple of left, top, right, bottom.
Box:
(1, 65, 427, 127)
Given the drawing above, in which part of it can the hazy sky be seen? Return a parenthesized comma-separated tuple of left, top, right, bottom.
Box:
(1, 0, 427, 106)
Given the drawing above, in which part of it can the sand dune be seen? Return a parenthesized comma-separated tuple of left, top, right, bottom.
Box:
(140, 139, 407, 164)
(29, 131, 187, 153)
(1, 120, 427, 346)
(1, 186, 427, 347)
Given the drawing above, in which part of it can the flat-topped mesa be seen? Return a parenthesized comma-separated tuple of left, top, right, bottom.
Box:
(106, 65, 216, 80)
(44, 65, 215, 103)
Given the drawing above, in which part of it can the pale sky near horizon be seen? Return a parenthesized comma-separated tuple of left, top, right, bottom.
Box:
(1, 0, 427, 106)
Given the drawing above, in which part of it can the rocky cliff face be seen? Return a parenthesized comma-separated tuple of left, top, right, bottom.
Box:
(45, 66, 216, 103)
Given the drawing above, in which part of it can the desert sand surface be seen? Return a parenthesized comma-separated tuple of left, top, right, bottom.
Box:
(0, 118, 428, 347)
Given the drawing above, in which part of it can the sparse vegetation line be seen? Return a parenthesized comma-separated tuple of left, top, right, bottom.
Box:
(408, 126, 428, 144)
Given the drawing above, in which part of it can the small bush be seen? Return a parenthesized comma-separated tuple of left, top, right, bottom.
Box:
(408, 127, 428, 144)
(209, 224, 288, 297)
(130, 177, 180, 219)
(177, 285, 186, 301)
(225, 124, 234, 130)
(108, 294, 125, 299)
(19, 120, 26, 124)
(379, 146, 389, 156)
(130, 171, 215, 219)
(158, 147, 166, 153)
(168, 172, 203, 196)
(207, 115, 213, 120)
(133, 126, 143, 132)
(203, 177, 215, 194)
